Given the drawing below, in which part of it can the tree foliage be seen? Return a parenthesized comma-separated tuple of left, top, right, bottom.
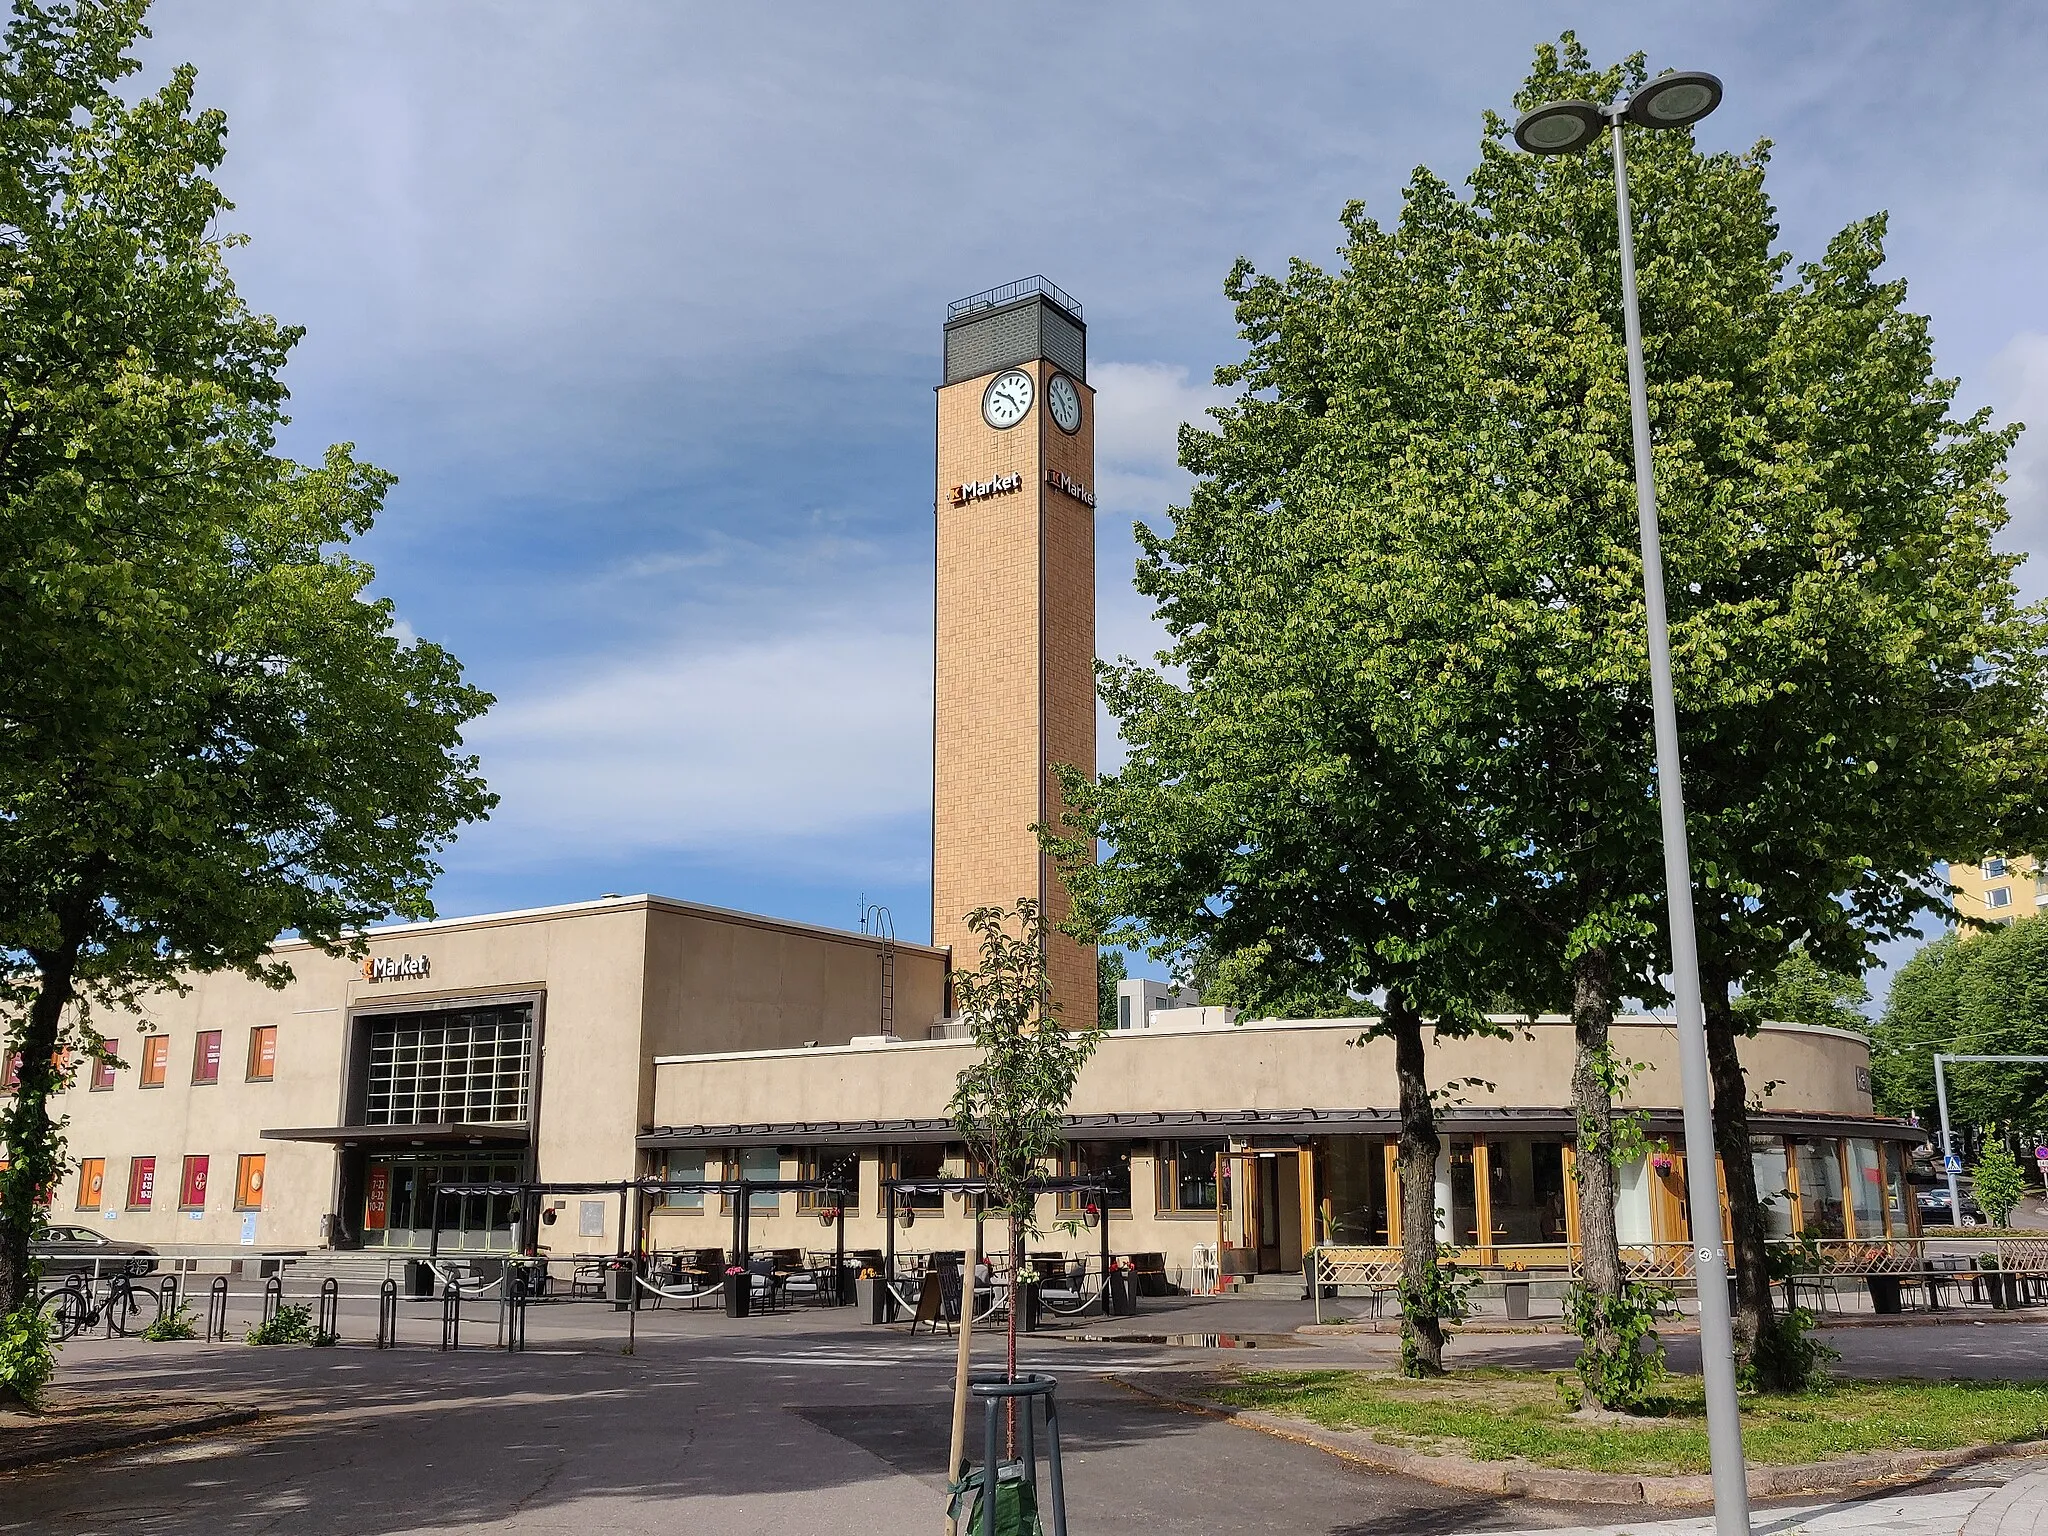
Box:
(1055, 30, 2048, 1386)
(1971, 1143, 2028, 1229)
(1096, 948, 1127, 1034)
(1873, 920, 2048, 1133)
(0, 1, 496, 1345)
(1735, 951, 1870, 1035)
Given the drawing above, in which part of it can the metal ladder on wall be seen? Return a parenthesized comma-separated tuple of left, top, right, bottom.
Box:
(861, 898, 897, 1038)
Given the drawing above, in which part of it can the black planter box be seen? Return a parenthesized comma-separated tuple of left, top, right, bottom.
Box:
(725, 1273, 751, 1318)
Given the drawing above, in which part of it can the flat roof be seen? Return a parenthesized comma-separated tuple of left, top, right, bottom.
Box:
(652, 1012, 1867, 1066)
(267, 892, 948, 960)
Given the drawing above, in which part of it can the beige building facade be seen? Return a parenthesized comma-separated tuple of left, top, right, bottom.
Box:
(36, 897, 944, 1258)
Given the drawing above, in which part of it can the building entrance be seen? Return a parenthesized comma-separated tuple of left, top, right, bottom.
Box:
(362, 1153, 524, 1250)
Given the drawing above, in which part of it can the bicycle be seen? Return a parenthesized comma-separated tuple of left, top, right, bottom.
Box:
(37, 1271, 167, 1340)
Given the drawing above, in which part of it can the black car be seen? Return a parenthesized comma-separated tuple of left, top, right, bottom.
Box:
(1915, 1186, 1985, 1226)
(34, 1225, 158, 1277)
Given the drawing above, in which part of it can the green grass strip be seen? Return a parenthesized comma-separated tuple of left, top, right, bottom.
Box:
(1205, 1368, 2048, 1475)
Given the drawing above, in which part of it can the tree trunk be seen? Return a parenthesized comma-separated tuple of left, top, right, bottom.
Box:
(1702, 961, 1779, 1387)
(0, 945, 80, 1324)
(1389, 989, 1445, 1376)
(1568, 945, 1624, 1408)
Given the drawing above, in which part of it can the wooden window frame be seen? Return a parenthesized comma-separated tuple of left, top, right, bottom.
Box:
(178, 1154, 209, 1211)
(76, 1157, 105, 1211)
(140, 1035, 170, 1089)
(234, 1154, 266, 1212)
(246, 1025, 277, 1082)
(192, 1030, 222, 1086)
(90, 1041, 118, 1091)
(127, 1156, 156, 1210)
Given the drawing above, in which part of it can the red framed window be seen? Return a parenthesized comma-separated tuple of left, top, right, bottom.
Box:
(192, 1030, 222, 1085)
(127, 1156, 156, 1209)
(91, 1040, 118, 1091)
(141, 1036, 169, 1088)
(179, 1154, 209, 1210)
(2, 1052, 19, 1091)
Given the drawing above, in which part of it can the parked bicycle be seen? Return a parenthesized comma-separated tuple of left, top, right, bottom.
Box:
(37, 1270, 167, 1340)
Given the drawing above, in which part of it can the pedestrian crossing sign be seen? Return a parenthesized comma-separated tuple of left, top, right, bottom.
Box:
(1944, 1153, 1964, 1173)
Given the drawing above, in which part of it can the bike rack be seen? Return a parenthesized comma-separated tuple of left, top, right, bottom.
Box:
(440, 1281, 461, 1351)
(159, 1274, 181, 1321)
(377, 1278, 398, 1349)
(262, 1274, 282, 1326)
(317, 1277, 339, 1342)
(501, 1267, 528, 1353)
(207, 1276, 229, 1342)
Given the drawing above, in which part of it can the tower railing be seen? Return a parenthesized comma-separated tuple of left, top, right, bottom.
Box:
(946, 275, 1082, 324)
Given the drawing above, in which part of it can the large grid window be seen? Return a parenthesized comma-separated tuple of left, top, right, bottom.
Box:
(363, 1003, 532, 1126)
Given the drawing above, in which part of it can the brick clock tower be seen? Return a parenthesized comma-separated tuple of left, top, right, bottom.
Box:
(933, 277, 1097, 1029)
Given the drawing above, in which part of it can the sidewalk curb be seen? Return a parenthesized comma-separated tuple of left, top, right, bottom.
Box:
(0, 1406, 262, 1474)
(1299, 1311, 2048, 1338)
(1104, 1373, 2048, 1507)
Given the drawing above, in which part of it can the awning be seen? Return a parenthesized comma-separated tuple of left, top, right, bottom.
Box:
(261, 1122, 531, 1146)
(636, 1107, 1926, 1149)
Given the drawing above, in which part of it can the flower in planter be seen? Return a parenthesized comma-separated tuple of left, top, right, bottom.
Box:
(1651, 1154, 1676, 1175)
(724, 1265, 746, 1277)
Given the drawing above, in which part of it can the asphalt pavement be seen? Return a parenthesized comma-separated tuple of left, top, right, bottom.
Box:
(4, 1295, 2046, 1536)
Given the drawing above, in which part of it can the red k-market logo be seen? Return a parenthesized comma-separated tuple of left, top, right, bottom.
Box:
(362, 953, 431, 983)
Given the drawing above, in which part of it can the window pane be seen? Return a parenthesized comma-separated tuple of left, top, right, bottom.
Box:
(663, 1149, 706, 1210)
(1751, 1140, 1794, 1240)
(1848, 1140, 1885, 1236)
(740, 1147, 781, 1212)
(1794, 1141, 1845, 1239)
(1615, 1156, 1653, 1244)
(362, 1004, 531, 1126)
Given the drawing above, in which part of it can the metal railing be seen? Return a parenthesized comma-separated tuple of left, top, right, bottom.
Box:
(946, 275, 1082, 323)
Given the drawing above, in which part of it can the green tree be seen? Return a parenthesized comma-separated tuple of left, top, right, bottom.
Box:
(1973, 1143, 2028, 1228)
(1872, 920, 2048, 1134)
(1062, 31, 2048, 1391)
(0, 1, 495, 1392)
(1735, 951, 1870, 1035)
(946, 899, 1101, 1495)
(1096, 947, 1127, 1033)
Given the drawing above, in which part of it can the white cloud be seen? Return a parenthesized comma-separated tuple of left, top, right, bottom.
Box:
(1987, 332, 2048, 600)
(464, 625, 930, 873)
(1091, 360, 1230, 519)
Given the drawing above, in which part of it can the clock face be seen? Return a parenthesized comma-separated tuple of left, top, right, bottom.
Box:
(982, 369, 1034, 430)
(1048, 373, 1082, 434)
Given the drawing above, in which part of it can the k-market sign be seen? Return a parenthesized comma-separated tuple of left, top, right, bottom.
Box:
(362, 953, 431, 983)
(951, 471, 1023, 507)
(1045, 468, 1096, 507)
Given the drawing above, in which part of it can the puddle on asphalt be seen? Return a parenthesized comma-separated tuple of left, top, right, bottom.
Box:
(1053, 1332, 1308, 1349)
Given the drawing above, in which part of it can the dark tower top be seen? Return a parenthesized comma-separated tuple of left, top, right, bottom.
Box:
(943, 276, 1085, 385)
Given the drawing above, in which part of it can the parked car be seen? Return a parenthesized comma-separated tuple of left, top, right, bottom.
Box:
(34, 1225, 158, 1277)
(1915, 1186, 1985, 1226)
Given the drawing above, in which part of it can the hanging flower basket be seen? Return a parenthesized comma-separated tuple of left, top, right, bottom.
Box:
(818, 1206, 842, 1227)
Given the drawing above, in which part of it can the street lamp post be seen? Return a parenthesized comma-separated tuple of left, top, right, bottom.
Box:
(1514, 72, 1752, 1536)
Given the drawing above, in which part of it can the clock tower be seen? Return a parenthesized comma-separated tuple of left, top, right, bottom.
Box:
(933, 277, 1097, 1028)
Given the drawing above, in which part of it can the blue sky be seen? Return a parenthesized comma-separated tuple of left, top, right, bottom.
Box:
(135, 3, 2048, 1002)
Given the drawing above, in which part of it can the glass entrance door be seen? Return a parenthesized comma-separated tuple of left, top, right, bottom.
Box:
(362, 1154, 523, 1250)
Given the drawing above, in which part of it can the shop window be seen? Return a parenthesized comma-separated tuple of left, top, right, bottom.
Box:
(179, 1155, 210, 1211)
(1847, 1139, 1885, 1237)
(1751, 1139, 1794, 1240)
(659, 1148, 708, 1210)
(888, 1145, 947, 1210)
(127, 1156, 156, 1210)
(1615, 1155, 1654, 1244)
(1318, 1138, 1390, 1244)
(90, 1041, 118, 1092)
(76, 1157, 105, 1210)
(1156, 1139, 1230, 1213)
(234, 1155, 266, 1211)
(796, 1149, 861, 1213)
(721, 1148, 781, 1214)
(1792, 1140, 1845, 1238)
(192, 1030, 222, 1085)
(247, 1026, 277, 1082)
(1059, 1142, 1132, 1213)
(140, 1035, 169, 1088)
(1481, 1138, 1569, 1244)
(1885, 1142, 1911, 1235)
